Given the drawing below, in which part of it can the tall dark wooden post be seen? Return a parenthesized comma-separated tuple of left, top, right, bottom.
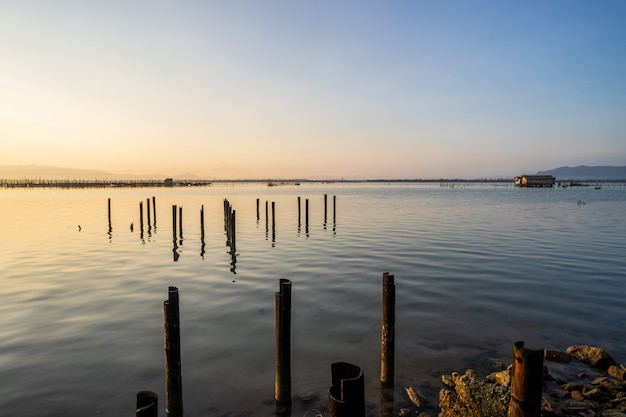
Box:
(146, 198, 151, 226)
(139, 202, 144, 232)
(509, 341, 543, 417)
(107, 198, 111, 226)
(305, 199, 309, 225)
(381, 273, 395, 387)
(178, 206, 183, 242)
(329, 362, 365, 417)
(275, 279, 292, 408)
(136, 391, 158, 417)
(297, 196, 301, 225)
(152, 196, 156, 226)
(256, 198, 260, 220)
(164, 287, 183, 417)
(333, 195, 336, 223)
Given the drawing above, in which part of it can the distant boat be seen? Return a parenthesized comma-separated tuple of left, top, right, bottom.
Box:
(594, 181, 602, 190)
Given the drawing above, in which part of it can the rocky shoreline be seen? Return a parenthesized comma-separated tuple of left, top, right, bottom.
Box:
(399, 345, 625, 417)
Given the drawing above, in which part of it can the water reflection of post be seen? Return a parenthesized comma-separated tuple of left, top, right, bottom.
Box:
(275, 279, 292, 416)
(380, 272, 395, 417)
(200, 205, 205, 259)
(172, 205, 179, 262)
(164, 287, 183, 417)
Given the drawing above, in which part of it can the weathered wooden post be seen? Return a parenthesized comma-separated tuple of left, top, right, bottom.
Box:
(265, 200, 269, 225)
(139, 201, 144, 232)
(107, 198, 111, 226)
(305, 199, 309, 225)
(200, 205, 205, 240)
(178, 206, 183, 242)
(381, 272, 395, 387)
(329, 362, 365, 417)
(275, 279, 292, 408)
(508, 341, 543, 417)
(152, 196, 156, 226)
(136, 391, 158, 417)
(256, 198, 260, 220)
(172, 205, 177, 238)
(164, 287, 183, 417)
(297, 196, 301, 225)
(333, 195, 336, 223)
(231, 210, 236, 249)
(324, 194, 328, 223)
(146, 198, 151, 226)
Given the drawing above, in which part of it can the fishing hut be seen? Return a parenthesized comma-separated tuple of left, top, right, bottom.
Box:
(514, 175, 555, 188)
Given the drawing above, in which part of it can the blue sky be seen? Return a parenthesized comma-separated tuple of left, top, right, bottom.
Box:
(1, 1, 624, 179)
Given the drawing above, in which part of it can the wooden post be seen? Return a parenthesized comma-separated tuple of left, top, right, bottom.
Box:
(164, 287, 183, 417)
(172, 205, 177, 240)
(107, 198, 111, 226)
(275, 279, 292, 407)
(508, 341, 543, 417)
(305, 199, 309, 225)
(200, 205, 205, 241)
(297, 196, 301, 225)
(381, 273, 395, 387)
(231, 210, 236, 249)
(324, 194, 327, 223)
(178, 206, 183, 241)
(139, 202, 144, 232)
(265, 200, 269, 225)
(329, 362, 365, 417)
(152, 196, 156, 226)
(256, 198, 260, 220)
(136, 391, 158, 417)
(146, 198, 151, 226)
(333, 195, 336, 223)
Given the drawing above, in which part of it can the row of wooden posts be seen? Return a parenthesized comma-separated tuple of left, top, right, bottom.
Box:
(135, 275, 543, 417)
(107, 194, 336, 239)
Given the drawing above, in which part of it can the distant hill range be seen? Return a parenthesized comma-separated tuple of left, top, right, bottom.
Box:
(0, 165, 198, 180)
(536, 166, 626, 180)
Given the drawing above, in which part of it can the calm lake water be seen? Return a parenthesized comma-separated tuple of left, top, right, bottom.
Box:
(1, 182, 625, 416)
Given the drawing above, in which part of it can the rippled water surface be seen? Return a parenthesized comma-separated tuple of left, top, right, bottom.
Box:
(1, 183, 625, 416)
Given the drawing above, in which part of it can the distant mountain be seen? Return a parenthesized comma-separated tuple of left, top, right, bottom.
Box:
(536, 165, 626, 180)
(0, 165, 174, 180)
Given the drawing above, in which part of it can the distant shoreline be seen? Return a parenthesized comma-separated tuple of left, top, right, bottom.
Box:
(2, 177, 625, 189)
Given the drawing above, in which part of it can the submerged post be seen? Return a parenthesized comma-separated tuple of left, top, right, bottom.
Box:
(256, 198, 260, 220)
(107, 198, 111, 226)
(136, 391, 158, 417)
(275, 279, 292, 408)
(297, 196, 301, 224)
(381, 272, 395, 387)
(147, 198, 151, 226)
(329, 362, 365, 417)
(172, 205, 177, 239)
(333, 195, 336, 223)
(324, 194, 328, 223)
(305, 199, 309, 225)
(164, 286, 183, 417)
(509, 341, 543, 417)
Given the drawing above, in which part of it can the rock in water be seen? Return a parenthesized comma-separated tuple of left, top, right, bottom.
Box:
(439, 369, 510, 417)
(566, 345, 617, 370)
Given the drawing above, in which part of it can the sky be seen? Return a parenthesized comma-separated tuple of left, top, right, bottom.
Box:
(1, 1, 625, 179)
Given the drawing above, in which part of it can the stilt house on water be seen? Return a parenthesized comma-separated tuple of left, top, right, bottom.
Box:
(514, 175, 555, 188)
